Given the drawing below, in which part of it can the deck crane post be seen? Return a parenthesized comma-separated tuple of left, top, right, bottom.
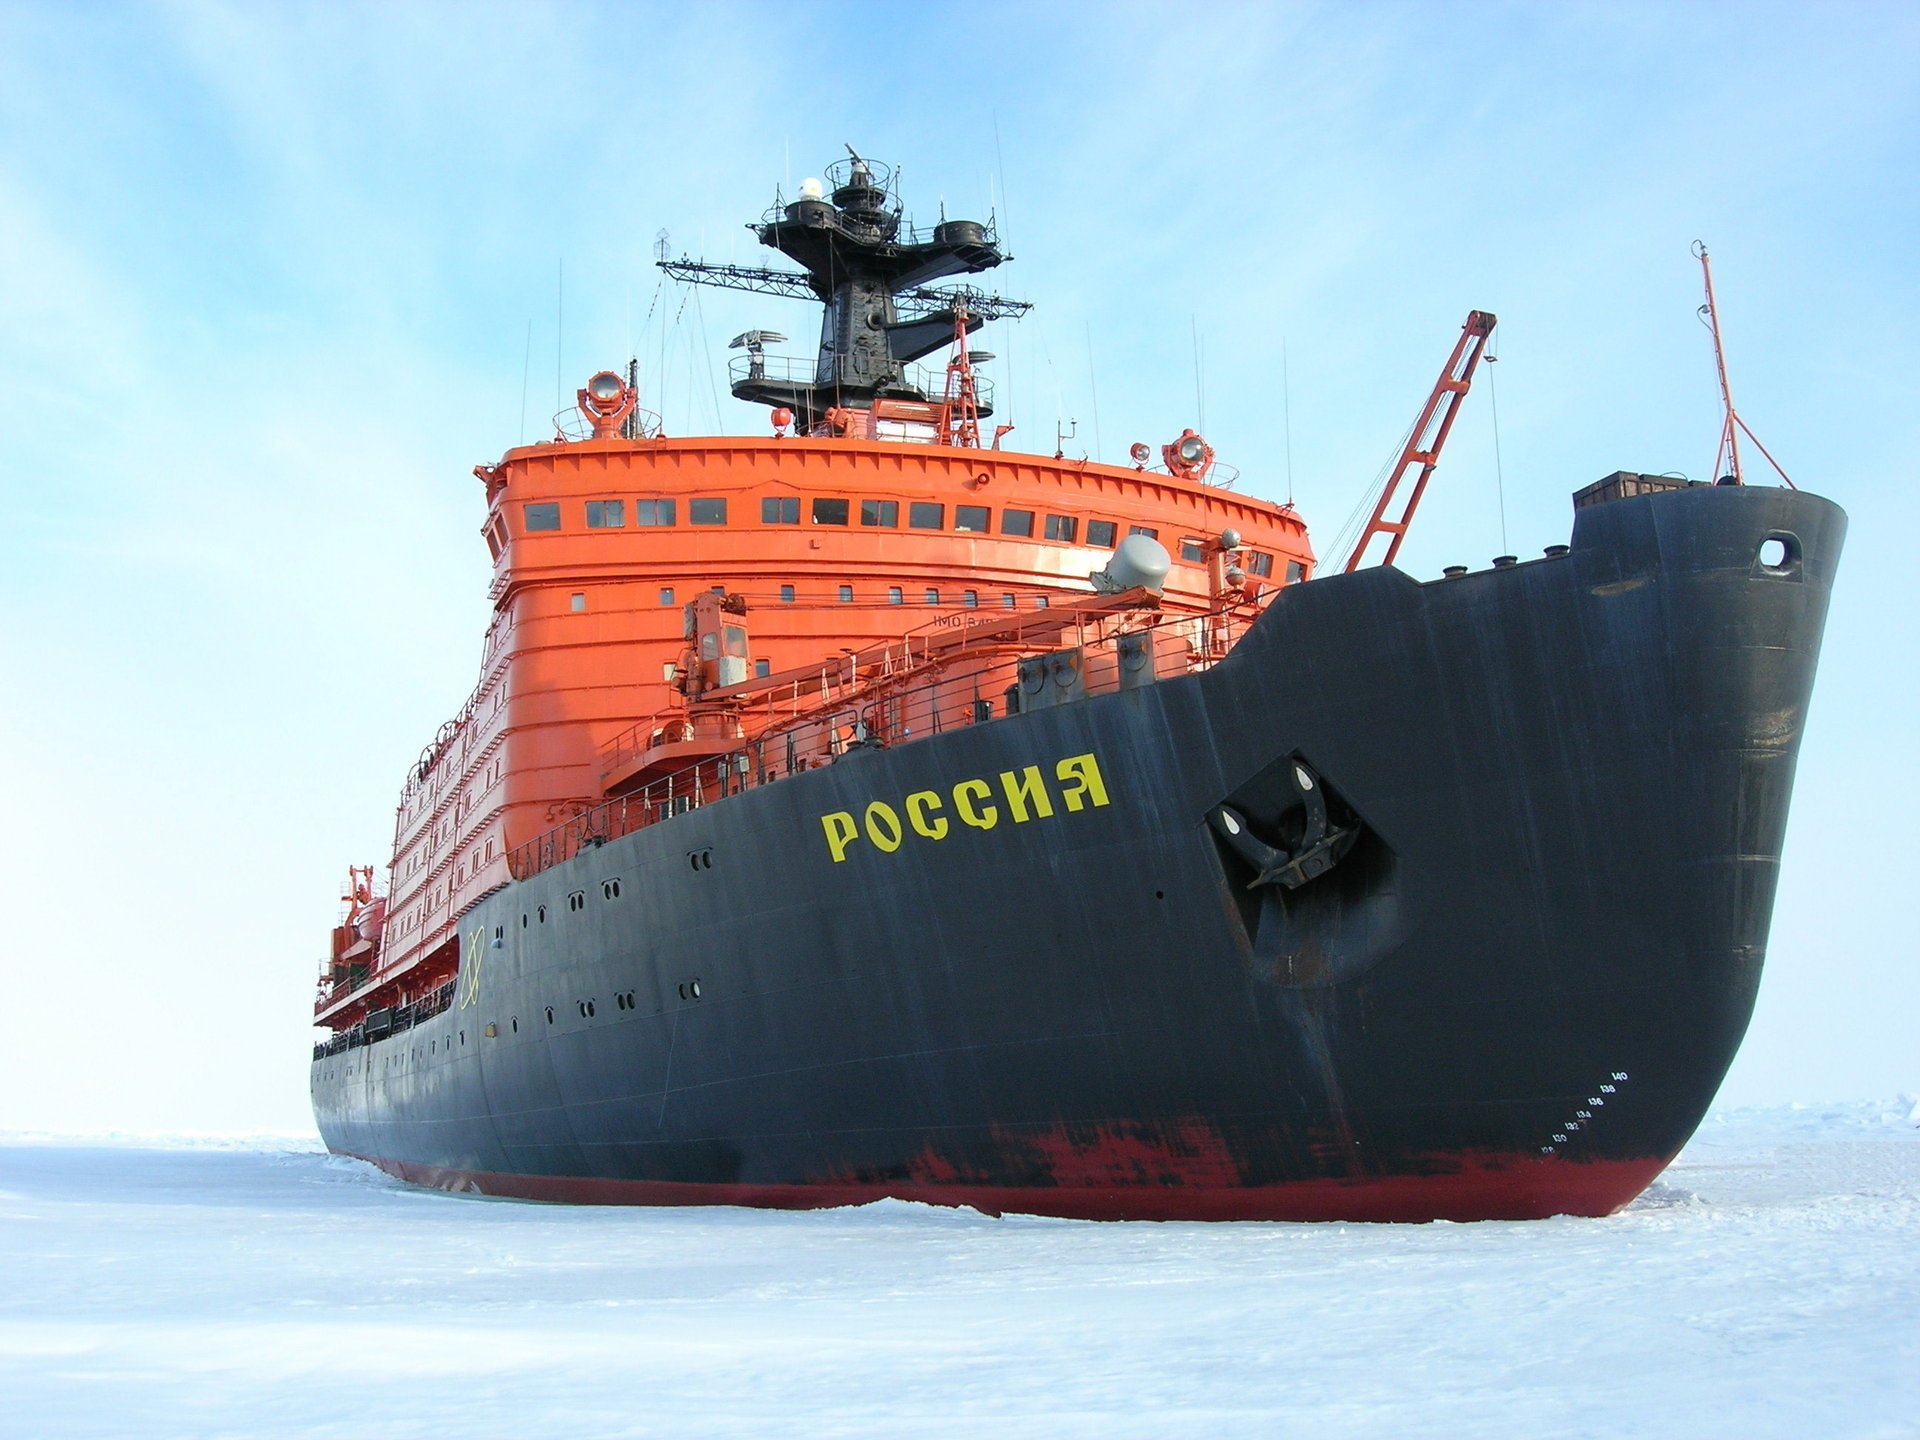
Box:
(1343, 310, 1498, 572)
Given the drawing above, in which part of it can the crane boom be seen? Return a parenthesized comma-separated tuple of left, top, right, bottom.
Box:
(1344, 310, 1497, 572)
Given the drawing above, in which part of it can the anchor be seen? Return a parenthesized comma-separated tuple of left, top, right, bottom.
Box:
(1209, 759, 1353, 890)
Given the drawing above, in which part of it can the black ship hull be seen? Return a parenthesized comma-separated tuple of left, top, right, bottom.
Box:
(312, 485, 1843, 1220)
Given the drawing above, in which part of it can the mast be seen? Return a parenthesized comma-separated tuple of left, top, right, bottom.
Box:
(660, 150, 1031, 433)
(1695, 241, 1796, 490)
(1697, 241, 1745, 486)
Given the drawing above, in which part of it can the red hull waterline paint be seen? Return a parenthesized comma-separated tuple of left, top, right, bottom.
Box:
(354, 1151, 1676, 1224)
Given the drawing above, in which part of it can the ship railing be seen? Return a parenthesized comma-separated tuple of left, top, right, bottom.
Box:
(1133, 459, 1242, 489)
(727, 355, 994, 414)
(906, 363, 992, 412)
(313, 979, 457, 1059)
(729, 353, 835, 389)
(510, 615, 1214, 885)
(551, 403, 664, 442)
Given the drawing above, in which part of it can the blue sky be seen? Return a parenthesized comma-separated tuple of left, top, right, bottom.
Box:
(2, 1, 1914, 1132)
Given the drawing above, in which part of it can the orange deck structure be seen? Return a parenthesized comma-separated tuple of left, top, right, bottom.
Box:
(315, 154, 1316, 1032)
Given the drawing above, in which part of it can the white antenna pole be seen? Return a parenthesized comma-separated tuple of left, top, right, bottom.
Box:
(1282, 337, 1294, 506)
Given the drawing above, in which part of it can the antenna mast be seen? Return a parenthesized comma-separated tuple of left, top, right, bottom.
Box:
(1694, 241, 1796, 490)
(655, 154, 1029, 434)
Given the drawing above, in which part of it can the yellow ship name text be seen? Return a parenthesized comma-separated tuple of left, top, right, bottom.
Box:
(820, 752, 1110, 863)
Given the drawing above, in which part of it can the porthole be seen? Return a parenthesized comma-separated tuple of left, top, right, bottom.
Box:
(690, 980, 702, 1000)
(545, 1006, 554, 1024)
(624, 990, 636, 1008)
(511, 1017, 518, 1033)
(520, 914, 528, 929)
(537, 905, 547, 923)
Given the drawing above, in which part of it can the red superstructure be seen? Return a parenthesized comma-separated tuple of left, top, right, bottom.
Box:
(312, 154, 1329, 1033)
(316, 425, 1315, 1030)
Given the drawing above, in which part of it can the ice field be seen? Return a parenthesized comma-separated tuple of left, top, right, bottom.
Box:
(3, 1101, 1916, 1439)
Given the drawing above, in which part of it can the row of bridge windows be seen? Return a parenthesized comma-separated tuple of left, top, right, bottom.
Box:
(521, 496, 1277, 561)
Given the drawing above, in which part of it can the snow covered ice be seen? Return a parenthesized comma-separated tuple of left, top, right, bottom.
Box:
(3, 1103, 1916, 1439)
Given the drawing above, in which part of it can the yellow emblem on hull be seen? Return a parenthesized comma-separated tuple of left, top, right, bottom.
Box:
(459, 925, 485, 1008)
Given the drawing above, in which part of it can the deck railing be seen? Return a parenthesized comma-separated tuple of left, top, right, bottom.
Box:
(312, 979, 456, 1060)
(513, 617, 1206, 885)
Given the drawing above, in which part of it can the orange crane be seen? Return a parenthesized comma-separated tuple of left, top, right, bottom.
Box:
(1344, 310, 1498, 571)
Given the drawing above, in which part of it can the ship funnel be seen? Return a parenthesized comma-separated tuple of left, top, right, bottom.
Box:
(1092, 534, 1172, 594)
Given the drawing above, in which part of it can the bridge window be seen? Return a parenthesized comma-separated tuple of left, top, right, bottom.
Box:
(1248, 551, 1274, 577)
(924, 588, 941, 605)
(1000, 508, 1034, 537)
(1002, 593, 1016, 608)
(1129, 524, 1159, 539)
(1180, 539, 1207, 563)
(909, 502, 944, 530)
(1033, 595, 1050, 608)
(570, 593, 586, 612)
(963, 590, 979, 607)
(690, 498, 727, 525)
(755, 659, 771, 677)
(1287, 561, 1306, 583)
(1087, 520, 1118, 547)
(660, 587, 675, 605)
(888, 586, 903, 604)
(861, 500, 898, 527)
(838, 585, 854, 603)
(1044, 514, 1078, 543)
(586, 500, 625, 528)
(762, 496, 800, 524)
(779, 584, 795, 603)
(523, 503, 561, 532)
(955, 505, 989, 533)
(635, 499, 676, 526)
(811, 498, 850, 525)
